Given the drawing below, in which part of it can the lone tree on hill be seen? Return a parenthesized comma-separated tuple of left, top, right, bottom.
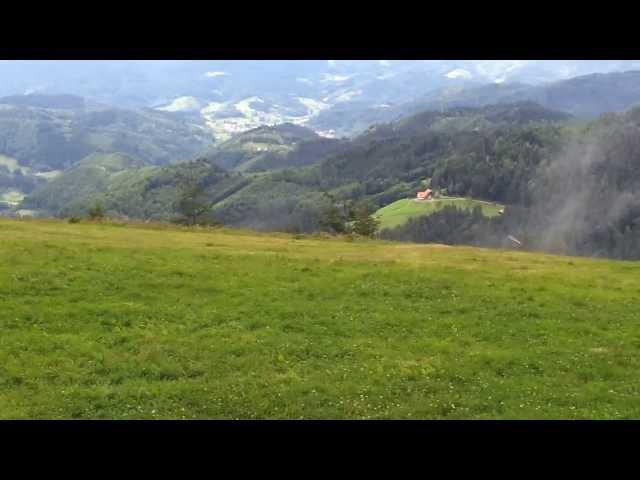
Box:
(351, 202, 380, 237)
(173, 165, 214, 226)
(320, 193, 350, 234)
(87, 201, 105, 220)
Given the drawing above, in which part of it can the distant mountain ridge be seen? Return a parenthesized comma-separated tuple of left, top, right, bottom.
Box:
(2, 63, 640, 142)
(313, 70, 640, 137)
(407, 70, 640, 119)
(0, 94, 91, 109)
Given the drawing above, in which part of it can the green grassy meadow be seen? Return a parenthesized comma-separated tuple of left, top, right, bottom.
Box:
(1, 218, 639, 419)
(375, 197, 504, 230)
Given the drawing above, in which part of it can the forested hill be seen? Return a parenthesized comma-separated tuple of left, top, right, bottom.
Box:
(22, 101, 571, 225)
(385, 106, 640, 259)
(0, 93, 217, 211)
(205, 123, 347, 173)
(0, 94, 214, 171)
(297, 101, 571, 204)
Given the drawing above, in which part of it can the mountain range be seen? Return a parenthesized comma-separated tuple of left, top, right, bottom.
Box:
(20, 101, 570, 222)
(3, 61, 640, 142)
(4, 64, 640, 260)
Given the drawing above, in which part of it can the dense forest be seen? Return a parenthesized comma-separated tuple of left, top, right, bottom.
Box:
(384, 107, 640, 259)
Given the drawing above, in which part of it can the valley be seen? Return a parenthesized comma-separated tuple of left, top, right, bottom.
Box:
(0, 66, 640, 261)
(8, 93, 640, 261)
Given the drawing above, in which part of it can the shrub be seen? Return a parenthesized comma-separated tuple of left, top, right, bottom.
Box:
(87, 202, 105, 220)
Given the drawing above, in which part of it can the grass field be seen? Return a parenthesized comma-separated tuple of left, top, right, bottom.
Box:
(375, 197, 504, 230)
(1, 218, 640, 419)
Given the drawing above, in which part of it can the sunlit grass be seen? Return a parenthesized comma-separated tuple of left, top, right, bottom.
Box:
(375, 197, 503, 230)
(1, 218, 639, 419)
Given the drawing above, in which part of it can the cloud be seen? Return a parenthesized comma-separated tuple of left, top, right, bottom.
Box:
(473, 60, 529, 82)
(377, 72, 398, 80)
(322, 73, 354, 83)
(445, 68, 473, 80)
(205, 71, 229, 78)
(24, 85, 46, 95)
(379, 60, 392, 67)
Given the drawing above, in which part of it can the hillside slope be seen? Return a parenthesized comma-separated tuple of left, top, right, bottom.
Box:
(2, 218, 640, 419)
(206, 123, 346, 172)
(0, 94, 214, 171)
(18, 102, 571, 228)
(375, 197, 503, 230)
(0, 94, 217, 215)
(382, 105, 640, 259)
(23, 156, 247, 220)
(23, 152, 152, 215)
